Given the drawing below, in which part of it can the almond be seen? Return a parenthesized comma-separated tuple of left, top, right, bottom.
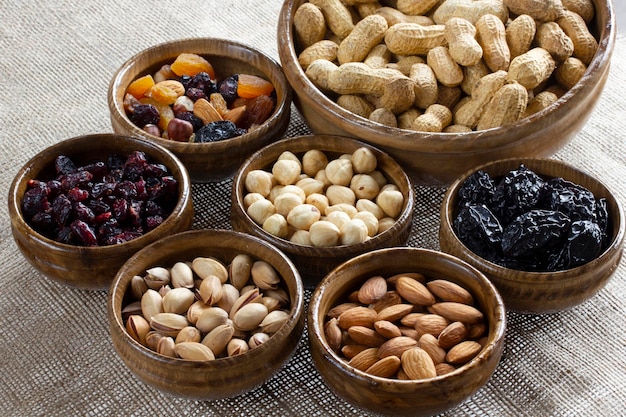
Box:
(438, 321, 468, 349)
(377, 303, 414, 322)
(418, 333, 446, 365)
(369, 290, 402, 312)
(365, 355, 401, 378)
(426, 279, 474, 305)
(435, 362, 457, 376)
(400, 312, 424, 327)
(414, 313, 450, 338)
(374, 320, 402, 339)
(377, 336, 418, 359)
(446, 340, 482, 365)
(428, 302, 484, 324)
(327, 302, 360, 319)
(387, 272, 426, 286)
(341, 344, 368, 359)
(401, 347, 437, 380)
(358, 275, 388, 304)
(324, 317, 343, 352)
(395, 276, 436, 306)
(399, 326, 420, 340)
(223, 105, 246, 125)
(337, 306, 377, 329)
(348, 347, 380, 371)
(193, 98, 223, 124)
(348, 325, 387, 347)
(467, 322, 487, 339)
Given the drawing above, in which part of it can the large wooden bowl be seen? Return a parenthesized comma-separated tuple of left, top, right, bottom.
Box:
(439, 158, 624, 314)
(308, 247, 506, 416)
(109, 37, 292, 183)
(108, 229, 305, 400)
(8, 134, 194, 290)
(277, 0, 615, 186)
(231, 134, 414, 288)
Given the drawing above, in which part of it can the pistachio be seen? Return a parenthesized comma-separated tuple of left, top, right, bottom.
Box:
(195, 306, 229, 333)
(261, 295, 281, 313)
(171, 261, 194, 289)
(251, 260, 281, 290)
(157, 336, 177, 358)
(233, 302, 269, 332)
(145, 330, 166, 351)
(158, 284, 172, 298)
(229, 287, 263, 319)
(130, 275, 148, 300)
(202, 323, 235, 356)
(121, 300, 142, 321)
(264, 288, 290, 308)
(192, 257, 229, 283)
(217, 283, 240, 313)
(248, 332, 270, 349)
(162, 287, 195, 315)
(227, 338, 250, 357)
(260, 309, 290, 334)
(186, 300, 212, 325)
(126, 314, 150, 346)
(144, 267, 170, 289)
(198, 275, 223, 305)
(141, 289, 164, 322)
(150, 312, 189, 337)
(228, 253, 253, 290)
(174, 342, 215, 361)
(175, 326, 202, 344)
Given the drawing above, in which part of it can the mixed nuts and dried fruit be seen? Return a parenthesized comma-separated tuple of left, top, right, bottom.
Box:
(21, 151, 178, 246)
(244, 146, 405, 246)
(453, 165, 610, 271)
(325, 273, 487, 379)
(124, 52, 276, 143)
(123, 254, 291, 361)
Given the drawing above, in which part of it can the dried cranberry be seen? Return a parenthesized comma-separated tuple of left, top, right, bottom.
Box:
(22, 185, 50, 217)
(183, 71, 216, 95)
(115, 180, 138, 199)
(129, 104, 160, 128)
(144, 163, 168, 178)
(70, 220, 98, 246)
(146, 215, 164, 230)
(73, 202, 95, 223)
(80, 161, 108, 178)
(67, 187, 89, 203)
(112, 198, 129, 221)
(124, 150, 149, 181)
(55, 155, 76, 175)
(60, 171, 93, 191)
(52, 194, 72, 226)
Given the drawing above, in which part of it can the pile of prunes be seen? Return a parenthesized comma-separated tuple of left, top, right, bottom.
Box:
(453, 165, 610, 272)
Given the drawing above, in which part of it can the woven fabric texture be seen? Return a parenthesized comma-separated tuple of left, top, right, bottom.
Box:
(1, 1, 625, 416)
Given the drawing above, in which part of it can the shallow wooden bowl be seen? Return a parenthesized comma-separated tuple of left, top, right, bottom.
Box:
(439, 158, 624, 314)
(277, 0, 615, 186)
(231, 134, 414, 288)
(308, 247, 506, 416)
(108, 229, 305, 400)
(8, 133, 194, 290)
(108, 37, 292, 182)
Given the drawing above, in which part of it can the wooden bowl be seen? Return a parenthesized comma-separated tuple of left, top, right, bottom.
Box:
(439, 158, 625, 314)
(8, 133, 194, 290)
(108, 37, 292, 183)
(277, 0, 615, 186)
(308, 247, 506, 416)
(230, 134, 414, 288)
(107, 229, 305, 400)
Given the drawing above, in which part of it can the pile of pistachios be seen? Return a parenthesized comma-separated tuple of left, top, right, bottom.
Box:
(122, 254, 291, 361)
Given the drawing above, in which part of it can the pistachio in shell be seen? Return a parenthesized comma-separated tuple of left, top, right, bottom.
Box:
(251, 260, 280, 290)
(141, 289, 163, 322)
(174, 342, 215, 361)
(196, 306, 229, 334)
(232, 302, 269, 332)
(144, 266, 170, 289)
(201, 323, 235, 356)
(162, 287, 195, 314)
(227, 338, 250, 357)
(229, 253, 253, 290)
(126, 314, 150, 346)
(170, 261, 194, 289)
(192, 257, 228, 283)
(150, 312, 189, 338)
(198, 275, 223, 305)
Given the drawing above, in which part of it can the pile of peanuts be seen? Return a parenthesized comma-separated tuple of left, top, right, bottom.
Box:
(294, 0, 598, 132)
(243, 146, 405, 246)
(325, 272, 488, 380)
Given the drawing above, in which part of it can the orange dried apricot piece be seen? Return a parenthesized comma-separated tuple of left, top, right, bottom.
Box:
(237, 74, 274, 99)
(147, 81, 184, 105)
(170, 53, 215, 78)
(127, 74, 155, 99)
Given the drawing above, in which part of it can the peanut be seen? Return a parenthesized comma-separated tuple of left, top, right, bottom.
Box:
(536, 22, 575, 61)
(557, 10, 598, 65)
(305, 59, 338, 92)
(460, 61, 489, 95)
(432, 0, 508, 25)
(368, 76, 417, 114)
(454, 70, 508, 128)
(338, 14, 388, 64)
(396, 0, 440, 16)
(389, 55, 425, 76)
(412, 104, 452, 132)
(328, 63, 399, 96)
(409, 63, 438, 109)
(445, 17, 483, 67)
(507, 47, 556, 90)
(562, 0, 595, 23)
(476, 81, 528, 130)
(298, 40, 339, 69)
(369, 108, 398, 127)
(356, 2, 382, 19)
(427, 46, 464, 88)
(503, 0, 565, 22)
(376, 7, 435, 27)
(309, 0, 355, 39)
(364, 44, 392, 69)
(437, 85, 462, 110)
(555, 56, 587, 89)
(293, 3, 327, 49)
(337, 94, 375, 118)
(522, 90, 559, 118)
(475, 14, 510, 72)
(506, 14, 537, 59)
(384, 22, 446, 56)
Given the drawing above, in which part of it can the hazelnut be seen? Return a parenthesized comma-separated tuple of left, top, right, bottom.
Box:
(325, 158, 353, 186)
(247, 198, 276, 225)
(274, 192, 304, 217)
(378, 217, 396, 233)
(173, 95, 195, 113)
(351, 147, 377, 173)
(167, 118, 194, 142)
(353, 211, 379, 237)
(302, 149, 329, 176)
(376, 189, 405, 218)
(350, 174, 380, 200)
(286, 204, 321, 230)
(272, 159, 302, 185)
(243, 192, 266, 210)
(340, 219, 369, 245)
(296, 177, 325, 196)
(305, 193, 330, 214)
(262, 213, 289, 238)
(356, 199, 385, 219)
(325, 210, 351, 230)
(290, 229, 312, 245)
(277, 151, 302, 166)
(309, 220, 341, 247)
(326, 184, 356, 206)
(325, 203, 358, 218)
(245, 170, 275, 197)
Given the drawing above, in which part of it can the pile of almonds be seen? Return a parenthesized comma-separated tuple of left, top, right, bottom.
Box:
(244, 146, 405, 246)
(123, 254, 291, 361)
(325, 272, 488, 379)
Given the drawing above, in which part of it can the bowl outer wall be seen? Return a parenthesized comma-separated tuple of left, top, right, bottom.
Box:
(308, 247, 506, 416)
(107, 229, 305, 400)
(230, 134, 414, 288)
(439, 157, 625, 314)
(108, 37, 292, 182)
(8, 134, 194, 290)
(277, 0, 616, 186)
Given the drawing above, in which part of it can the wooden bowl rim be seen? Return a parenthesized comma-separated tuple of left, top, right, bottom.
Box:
(440, 157, 626, 282)
(8, 133, 192, 254)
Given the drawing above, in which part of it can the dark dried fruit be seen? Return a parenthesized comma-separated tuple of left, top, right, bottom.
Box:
(129, 104, 160, 127)
(241, 95, 275, 129)
(501, 210, 570, 259)
(195, 120, 240, 143)
(218, 75, 239, 105)
(491, 165, 545, 224)
(453, 204, 503, 262)
(457, 170, 496, 207)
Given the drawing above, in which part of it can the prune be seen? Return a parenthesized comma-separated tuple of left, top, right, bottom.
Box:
(501, 210, 570, 259)
(457, 170, 496, 207)
(491, 165, 545, 224)
(453, 204, 503, 261)
(195, 120, 240, 143)
(548, 220, 603, 270)
(129, 104, 160, 128)
(539, 178, 596, 222)
(175, 111, 204, 132)
(218, 75, 239, 105)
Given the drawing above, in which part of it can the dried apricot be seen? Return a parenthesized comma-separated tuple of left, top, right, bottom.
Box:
(126, 74, 155, 99)
(147, 80, 184, 105)
(170, 53, 215, 78)
(237, 74, 275, 99)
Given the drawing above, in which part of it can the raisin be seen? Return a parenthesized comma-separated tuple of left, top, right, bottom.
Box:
(175, 112, 204, 132)
(129, 104, 160, 128)
(146, 215, 164, 230)
(55, 155, 76, 175)
(195, 120, 239, 143)
(218, 75, 239, 105)
(73, 202, 95, 223)
(185, 87, 207, 102)
(183, 71, 217, 95)
(67, 187, 89, 203)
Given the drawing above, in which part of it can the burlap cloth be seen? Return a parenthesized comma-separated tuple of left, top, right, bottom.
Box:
(1, 1, 625, 416)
